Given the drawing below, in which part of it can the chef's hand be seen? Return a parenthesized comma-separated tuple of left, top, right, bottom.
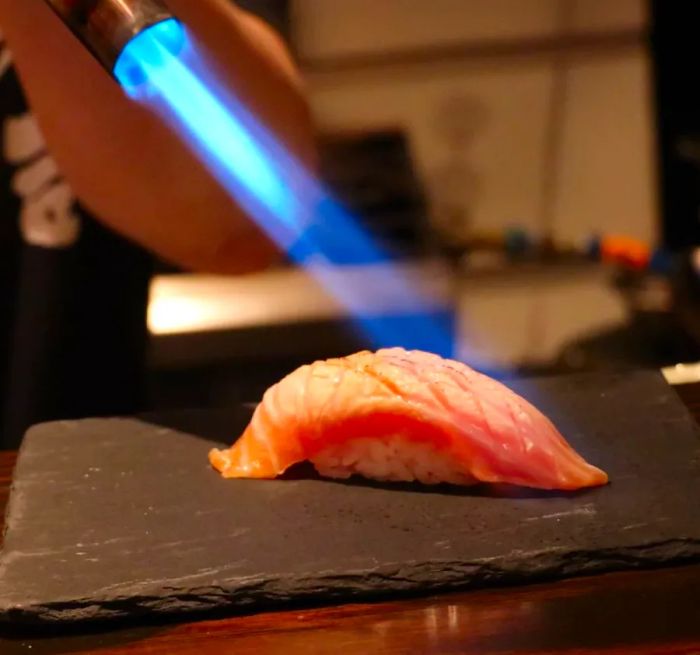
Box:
(0, 0, 315, 273)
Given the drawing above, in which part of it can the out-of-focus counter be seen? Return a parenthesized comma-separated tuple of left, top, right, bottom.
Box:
(147, 260, 631, 371)
(145, 261, 634, 407)
(147, 260, 455, 369)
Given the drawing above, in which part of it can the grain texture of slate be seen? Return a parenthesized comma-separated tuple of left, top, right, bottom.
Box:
(1, 371, 699, 625)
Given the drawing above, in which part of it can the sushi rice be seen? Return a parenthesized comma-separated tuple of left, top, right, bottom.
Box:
(311, 434, 477, 485)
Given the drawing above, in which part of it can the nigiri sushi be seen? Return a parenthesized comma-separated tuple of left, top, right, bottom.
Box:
(209, 348, 608, 490)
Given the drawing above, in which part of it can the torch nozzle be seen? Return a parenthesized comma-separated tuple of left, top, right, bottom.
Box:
(43, 0, 177, 78)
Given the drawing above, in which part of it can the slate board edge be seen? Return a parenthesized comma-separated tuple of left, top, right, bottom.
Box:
(2, 538, 700, 626)
(0, 427, 32, 562)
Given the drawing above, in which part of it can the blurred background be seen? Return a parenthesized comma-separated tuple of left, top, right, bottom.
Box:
(146, 0, 700, 410)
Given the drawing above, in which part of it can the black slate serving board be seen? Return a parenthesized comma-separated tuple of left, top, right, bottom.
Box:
(1, 371, 700, 625)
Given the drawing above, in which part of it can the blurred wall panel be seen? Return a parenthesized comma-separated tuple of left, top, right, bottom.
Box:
(293, 0, 561, 60)
(569, 0, 647, 34)
(554, 48, 657, 244)
(310, 60, 552, 239)
(295, 0, 654, 245)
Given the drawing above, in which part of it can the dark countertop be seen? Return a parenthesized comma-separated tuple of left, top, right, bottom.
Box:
(1, 381, 700, 654)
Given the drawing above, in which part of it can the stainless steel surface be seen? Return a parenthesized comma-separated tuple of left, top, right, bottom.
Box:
(44, 0, 172, 74)
(662, 362, 700, 386)
(148, 262, 454, 336)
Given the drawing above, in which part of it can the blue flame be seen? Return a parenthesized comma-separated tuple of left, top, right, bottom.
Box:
(114, 19, 455, 357)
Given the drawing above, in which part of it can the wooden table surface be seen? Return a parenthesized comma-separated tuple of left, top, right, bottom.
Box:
(2, 383, 700, 654)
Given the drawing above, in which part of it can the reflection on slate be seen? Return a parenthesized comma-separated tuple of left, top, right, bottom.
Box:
(1, 371, 700, 625)
(307, 130, 431, 263)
